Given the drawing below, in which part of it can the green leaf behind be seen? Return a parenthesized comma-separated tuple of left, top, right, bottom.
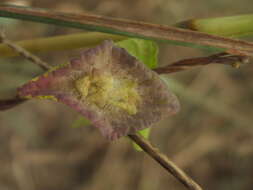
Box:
(117, 38, 158, 69)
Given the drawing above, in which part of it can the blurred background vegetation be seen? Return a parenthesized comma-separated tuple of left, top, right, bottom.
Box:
(1, 0, 253, 190)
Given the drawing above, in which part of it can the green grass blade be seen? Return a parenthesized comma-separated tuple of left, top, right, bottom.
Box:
(177, 14, 253, 38)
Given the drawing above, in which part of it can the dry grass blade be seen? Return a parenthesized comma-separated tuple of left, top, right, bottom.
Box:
(154, 52, 249, 74)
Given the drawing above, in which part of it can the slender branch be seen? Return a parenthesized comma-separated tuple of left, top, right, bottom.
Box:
(0, 96, 26, 111)
(0, 30, 51, 70)
(0, 31, 51, 109)
(128, 134, 202, 190)
(154, 52, 249, 74)
(2, 5, 253, 56)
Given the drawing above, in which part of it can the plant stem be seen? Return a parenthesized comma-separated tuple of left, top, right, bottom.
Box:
(128, 134, 203, 190)
(0, 31, 51, 70)
(1, 5, 253, 56)
(0, 32, 126, 58)
(0, 96, 26, 110)
(154, 52, 248, 74)
(177, 14, 253, 38)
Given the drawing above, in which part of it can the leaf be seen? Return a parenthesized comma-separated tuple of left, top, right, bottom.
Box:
(117, 39, 158, 69)
(18, 40, 179, 140)
(70, 116, 90, 128)
(69, 39, 158, 131)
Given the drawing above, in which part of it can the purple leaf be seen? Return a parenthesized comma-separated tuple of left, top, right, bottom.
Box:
(18, 40, 180, 140)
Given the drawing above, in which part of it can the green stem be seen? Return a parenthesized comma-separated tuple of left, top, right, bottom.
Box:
(177, 14, 253, 38)
(2, 5, 253, 56)
(0, 32, 126, 58)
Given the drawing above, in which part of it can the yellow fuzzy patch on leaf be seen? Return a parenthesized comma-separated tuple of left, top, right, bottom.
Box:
(35, 95, 58, 101)
(75, 73, 141, 115)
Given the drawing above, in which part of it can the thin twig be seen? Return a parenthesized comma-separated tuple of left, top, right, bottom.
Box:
(128, 134, 203, 190)
(1, 5, 253, 56)
(0, 96, 26, 111)
(154, 52, 249, 74)
(0, 30, 52, 109)
(0, 30, 51, 70)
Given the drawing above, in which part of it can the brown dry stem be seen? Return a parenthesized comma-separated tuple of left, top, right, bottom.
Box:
(0, 31, 52, 110)
(0, 96, 26, 110)
(129, 134, 203, 190)
(154, 52, 249, 74)
(0, 30, 51, 70)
